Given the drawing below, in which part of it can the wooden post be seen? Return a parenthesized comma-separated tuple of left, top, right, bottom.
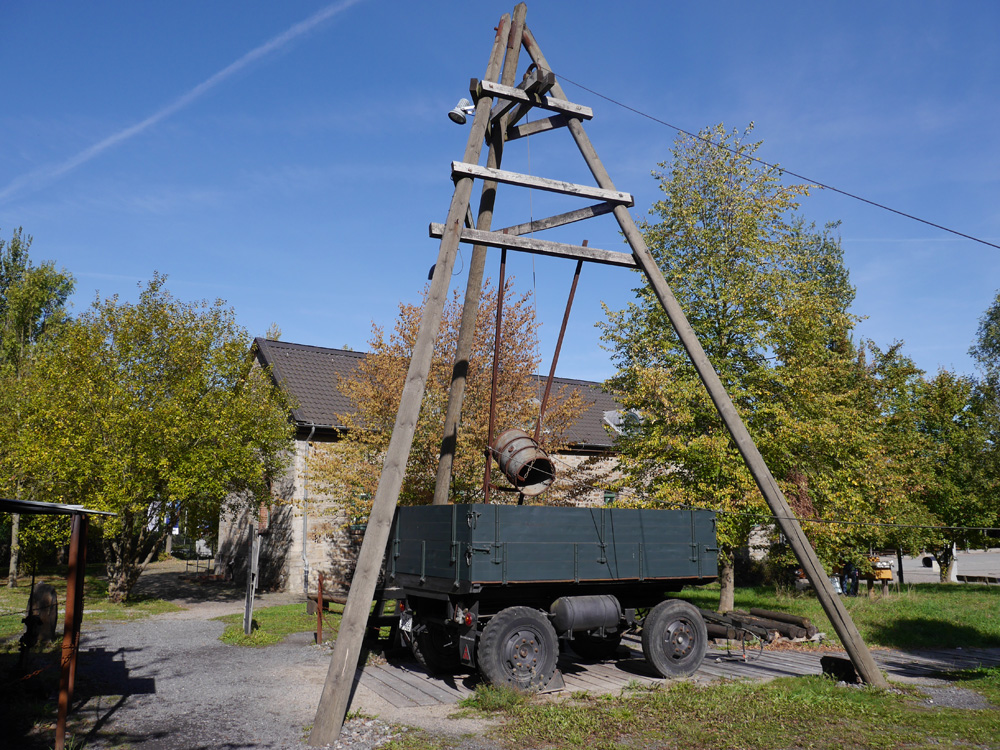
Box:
(433, 2, 527, 505)
(521, 25, 888, 690)
(307, 15, 513, 747)
(54, 513, 85, 750)
(317, 572, 324, 644)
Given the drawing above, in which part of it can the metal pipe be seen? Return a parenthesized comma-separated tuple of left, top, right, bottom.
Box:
(534, 255, 583, 441)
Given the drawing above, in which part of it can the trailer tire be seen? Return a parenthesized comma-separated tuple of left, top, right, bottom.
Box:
(570, 631, 623, 661)
(411, 624, 460, 674)
(478, 606, 558, 691)
(641, 600, 706, 678)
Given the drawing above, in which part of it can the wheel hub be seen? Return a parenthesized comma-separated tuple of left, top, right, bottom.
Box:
(664, 619, 695, 660)
(503, 629, 540, 676)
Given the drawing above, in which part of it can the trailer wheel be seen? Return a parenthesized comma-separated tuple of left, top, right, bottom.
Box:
(641, 600, 706, 678)
(478, 606, 558, 691)
(411, 624, 460, 674)
(570, 631, 623, 661)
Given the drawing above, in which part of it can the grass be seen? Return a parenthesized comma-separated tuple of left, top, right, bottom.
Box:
(681, 582, 1000, 650)
(0, 565, 180, 643)
(215, 601, 341, 647)
(438, 669, 1000, 750)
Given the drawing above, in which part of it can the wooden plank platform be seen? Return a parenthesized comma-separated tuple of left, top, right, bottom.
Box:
(356, 636, 1000, 709)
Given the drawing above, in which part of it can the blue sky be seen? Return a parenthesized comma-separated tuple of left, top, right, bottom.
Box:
(2, 1, 998, 383)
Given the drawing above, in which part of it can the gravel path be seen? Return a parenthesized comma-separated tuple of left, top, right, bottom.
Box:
(63, 561, 490, 750)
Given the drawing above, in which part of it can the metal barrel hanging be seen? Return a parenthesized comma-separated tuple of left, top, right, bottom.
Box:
(490, 428, 555, 496)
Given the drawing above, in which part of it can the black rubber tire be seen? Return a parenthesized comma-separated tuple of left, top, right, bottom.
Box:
(478, 606, 558, 691)
(641, 600, 707, 678)
(570, 631, 623, 661)
(411, 624, 460, 674)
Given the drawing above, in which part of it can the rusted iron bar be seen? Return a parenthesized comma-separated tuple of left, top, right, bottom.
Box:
(54, 513, 86, 750)
(534, 255, 583, 442)
(483, 247, 508, 504)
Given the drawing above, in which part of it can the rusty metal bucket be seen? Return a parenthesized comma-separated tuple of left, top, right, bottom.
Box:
(490, 428, 555, 497)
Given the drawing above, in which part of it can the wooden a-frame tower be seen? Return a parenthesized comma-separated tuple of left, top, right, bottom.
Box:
(309, 5, 886, 744)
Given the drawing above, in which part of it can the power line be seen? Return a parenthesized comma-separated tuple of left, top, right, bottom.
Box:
(555, 73, 1000, 252)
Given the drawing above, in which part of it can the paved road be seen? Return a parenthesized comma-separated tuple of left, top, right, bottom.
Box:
(888, 549, 1000, 584)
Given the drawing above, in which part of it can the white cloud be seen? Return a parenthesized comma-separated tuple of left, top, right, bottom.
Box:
(0, 0, 366, 204)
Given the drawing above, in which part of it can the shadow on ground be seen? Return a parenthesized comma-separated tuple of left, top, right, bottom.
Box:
(130, 559, 242, 606)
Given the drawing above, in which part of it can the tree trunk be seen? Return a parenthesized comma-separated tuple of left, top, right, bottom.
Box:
(7, 513, 20, 587)
(935, 545, 955, 583)
(718, 556, 735, 613)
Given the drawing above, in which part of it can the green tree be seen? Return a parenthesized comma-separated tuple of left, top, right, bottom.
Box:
(601, 124, 909, 610)
(308, 279, 588, 525)
(15, 275, 293, 601)
(0, 227, 75, 586)
(913, 369, 995, 579)
(970, 290, 1000, 487)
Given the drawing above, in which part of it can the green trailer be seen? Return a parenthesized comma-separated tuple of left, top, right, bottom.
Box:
(387, 503, 718, 690)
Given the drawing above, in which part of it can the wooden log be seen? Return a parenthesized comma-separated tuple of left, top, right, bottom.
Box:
(736, 615, 807, 640)
(749, 608, 813, 629)
(705, 622, 741, 640)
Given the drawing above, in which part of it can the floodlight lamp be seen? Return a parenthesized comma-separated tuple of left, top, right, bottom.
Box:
(448, 98, 475, 124)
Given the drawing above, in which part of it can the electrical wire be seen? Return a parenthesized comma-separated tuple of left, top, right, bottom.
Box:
(505, 453, 1000, 534)
(551, 71, 1000, 252)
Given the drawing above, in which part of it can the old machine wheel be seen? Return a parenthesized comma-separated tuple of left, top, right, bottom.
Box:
(570, 630, 623, 661)
(641, 600, 707, 678)
(478, 606, 558, 690)
(411, 624, 460, 674)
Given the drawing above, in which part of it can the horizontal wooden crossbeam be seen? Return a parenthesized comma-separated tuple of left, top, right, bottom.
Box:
(473, 78, 593, 120)
(451, 162, 633, 206)
(428, 223, 636, 268)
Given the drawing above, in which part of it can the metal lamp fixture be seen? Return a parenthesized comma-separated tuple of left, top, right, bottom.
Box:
(448, 98, 475, 124)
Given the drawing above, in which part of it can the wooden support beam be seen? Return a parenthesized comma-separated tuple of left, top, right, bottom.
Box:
(429, 223, 636, 268)
(507, 114, 568, 140)
(307, 14, 513, 748)
(498, 201, 615, 236)
(474, 77, 593, 120)
(451, 162, 633, 205)
(433, 3, 528, 506)
(521, 22, 889, 690)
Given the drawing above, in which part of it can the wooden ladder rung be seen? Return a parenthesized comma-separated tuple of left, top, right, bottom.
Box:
(451, 162, 633, 205)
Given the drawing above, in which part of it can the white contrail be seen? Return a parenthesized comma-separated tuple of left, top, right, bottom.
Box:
(0, 0, 365, 204)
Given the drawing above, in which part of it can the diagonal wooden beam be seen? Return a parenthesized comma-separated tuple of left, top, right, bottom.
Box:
(497, 201, 615, 236)
(521, 22, 889, 690)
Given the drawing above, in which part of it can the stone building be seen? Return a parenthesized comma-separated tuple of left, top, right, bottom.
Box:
(218, 337, 622, 595)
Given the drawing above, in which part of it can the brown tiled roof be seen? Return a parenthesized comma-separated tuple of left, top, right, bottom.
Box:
(254, 338, 364, 430)
(254, 338, 621, 449)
